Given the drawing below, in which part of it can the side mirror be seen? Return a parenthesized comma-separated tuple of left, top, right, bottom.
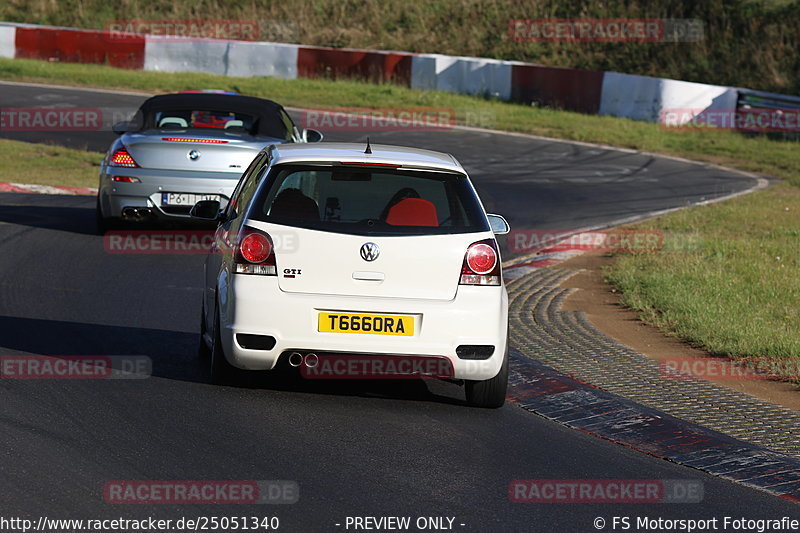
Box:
(112, 121, 136, 135)
(487, 214, 510, 235)
(190, 199, 222, 221)
(302, 128, 324, 143)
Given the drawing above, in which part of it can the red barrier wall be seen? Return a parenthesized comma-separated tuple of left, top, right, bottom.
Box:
(15, 27, 145, 69)
(511, 64, 604, 114)
(297, 46, 412, 86)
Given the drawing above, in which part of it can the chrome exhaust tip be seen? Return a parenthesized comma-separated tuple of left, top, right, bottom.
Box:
(121, 206, 152, 221)
(288, 352, 303, 367)
(304, 353, 319, 368)
(121, 207, 138, 220)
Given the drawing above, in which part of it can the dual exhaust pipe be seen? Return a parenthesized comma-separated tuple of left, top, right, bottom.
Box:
(288, 352, 318, 368)
(121, 206, 152, 222)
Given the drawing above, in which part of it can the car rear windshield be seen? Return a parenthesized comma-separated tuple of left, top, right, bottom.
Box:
(249, 164, 490, 236)
(153, 109, 258, 133)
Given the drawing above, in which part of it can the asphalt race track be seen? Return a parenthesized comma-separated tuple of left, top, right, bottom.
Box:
(0, 82, 761, 253)
(0, 83, 795, 531)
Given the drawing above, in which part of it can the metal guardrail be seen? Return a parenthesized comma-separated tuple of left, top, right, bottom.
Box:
(736, 88, 800, 139)
(738, 88, 800, 111)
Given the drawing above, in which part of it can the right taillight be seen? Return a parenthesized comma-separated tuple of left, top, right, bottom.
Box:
(108, 147, 140, 168)
(234, 228, 277, 276)
(460, 239, 501, 286)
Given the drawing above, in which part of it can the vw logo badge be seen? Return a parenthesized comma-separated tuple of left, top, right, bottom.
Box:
(360, 242, 380, 262)
(188, 150, 201, 161)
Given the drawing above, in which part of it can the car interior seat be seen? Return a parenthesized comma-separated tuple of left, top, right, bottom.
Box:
(384, 198, 439, 226)
(159, 117, 189, 129)
(269, 188, 320, 221)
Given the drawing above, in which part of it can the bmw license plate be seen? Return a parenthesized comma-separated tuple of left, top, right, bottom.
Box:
(318, 312, 414, 336)
(161, 193, 219, 206)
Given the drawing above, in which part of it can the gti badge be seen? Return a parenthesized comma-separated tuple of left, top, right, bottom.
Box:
(188, 150, 201, 161)
(360, 242, 380, 262)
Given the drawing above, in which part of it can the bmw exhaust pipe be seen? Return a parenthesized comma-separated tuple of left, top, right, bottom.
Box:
(121, 206, 152, 222)
(121, 207, 137, 220)
(304, 353, 319, 368)
(288, 352, 304, 367)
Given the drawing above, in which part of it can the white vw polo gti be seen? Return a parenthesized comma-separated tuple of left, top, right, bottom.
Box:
(194, 142, 511, 408)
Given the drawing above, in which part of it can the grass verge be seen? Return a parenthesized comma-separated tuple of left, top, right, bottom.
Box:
(0, 57, 798, 362)
(0, 138, 102, 188)
(607, 185, 800, 361)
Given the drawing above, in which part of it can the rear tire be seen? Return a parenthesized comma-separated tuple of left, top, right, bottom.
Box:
(95, 197, 108, 234)
(464, 347, 509, 409)
(210, 303, 237, 385)
(95, 197, 121, 234)
(198, 300, 211, 359)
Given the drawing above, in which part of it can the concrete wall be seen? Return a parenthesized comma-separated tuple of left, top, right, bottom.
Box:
(600, 72, 738, 124)
(413, 54, 512, 100)
(0, 24, 15, 59)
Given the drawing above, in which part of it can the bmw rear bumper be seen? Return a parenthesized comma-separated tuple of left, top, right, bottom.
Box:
(97, 167, 243, 219)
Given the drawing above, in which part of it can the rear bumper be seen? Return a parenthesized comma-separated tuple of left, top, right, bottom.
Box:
(97, 166, 242, 219)
(219, 274, 509, 381)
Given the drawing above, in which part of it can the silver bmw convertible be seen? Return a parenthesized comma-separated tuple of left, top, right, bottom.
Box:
(96, 92, 322, 231)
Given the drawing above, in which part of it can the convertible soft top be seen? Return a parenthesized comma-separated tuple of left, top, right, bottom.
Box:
(136, 93, 291, 139)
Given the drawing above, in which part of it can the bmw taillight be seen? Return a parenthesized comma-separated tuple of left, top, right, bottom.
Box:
(234, 228, 277, 276)
(108, 148, 140, 168)
(460, 239, 501, 286)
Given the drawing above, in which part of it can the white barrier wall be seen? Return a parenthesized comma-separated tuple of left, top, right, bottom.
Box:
(0, 25, 15, 59)
(18, 20, 800, 130)
(144, 38, 229, 75)
(226, 41, 298, 79)
(599, 72, 738, 124)
(144, 37, 299, 79)
(410, 55, 437, 91)
(413, 54, 512, 101)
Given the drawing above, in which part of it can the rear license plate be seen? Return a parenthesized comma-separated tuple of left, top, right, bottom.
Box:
(161, 193, 219, 206)
(318, 312, 415, 336)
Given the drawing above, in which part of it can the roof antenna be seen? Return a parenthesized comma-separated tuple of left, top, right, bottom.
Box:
(364, 137, 372, 155)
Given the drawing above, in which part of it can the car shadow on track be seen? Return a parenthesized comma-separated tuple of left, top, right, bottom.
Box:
(0, 201, 98, 235)
(0, 197, 216, 236)
(231, 367, 465, 406)
(0, 315, 464, 406)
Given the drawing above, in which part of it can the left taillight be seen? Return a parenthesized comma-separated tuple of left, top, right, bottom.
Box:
(108, 147, 140, 168)
(460, 239, 501, 286)
(234, 228, 277, 276)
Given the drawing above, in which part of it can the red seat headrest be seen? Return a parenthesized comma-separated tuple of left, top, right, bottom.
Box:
(385, 198, 439, 227)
